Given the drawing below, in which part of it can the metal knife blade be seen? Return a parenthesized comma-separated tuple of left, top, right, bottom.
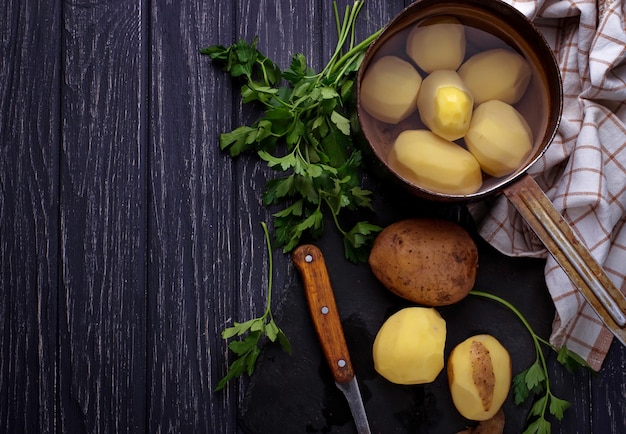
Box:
(335, 377, 371, 434)
(293, 244, 372, 434)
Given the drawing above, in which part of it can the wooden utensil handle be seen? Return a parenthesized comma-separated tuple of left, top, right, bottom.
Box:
(504, 174, 626, 337)
(293, 244, 355, 384)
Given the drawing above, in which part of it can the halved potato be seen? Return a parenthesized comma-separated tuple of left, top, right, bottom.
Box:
(456, 409, 505, 434)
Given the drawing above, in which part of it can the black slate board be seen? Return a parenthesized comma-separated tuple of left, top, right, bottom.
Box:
(240, 191, 555, 434)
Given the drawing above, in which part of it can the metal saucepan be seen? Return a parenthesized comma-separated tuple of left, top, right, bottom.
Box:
(354, 0, 626, 344)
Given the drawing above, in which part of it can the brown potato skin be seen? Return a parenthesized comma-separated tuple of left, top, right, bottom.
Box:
(470, 340, 496, 411)
(456, 409, 505, 434)
(368, 218, 478, 306)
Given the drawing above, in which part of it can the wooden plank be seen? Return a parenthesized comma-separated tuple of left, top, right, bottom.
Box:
(59, 1, 148, 432)
(546, 356, 592, 432)
(231, 0, 322, 405)
(0, 0, 61, 432)
(591, 344, 626, 432)
(544, 344, 625, 433)
(146, 0, 238, 432)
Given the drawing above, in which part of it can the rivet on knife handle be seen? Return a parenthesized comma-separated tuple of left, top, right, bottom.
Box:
(292, 244, 354, 384)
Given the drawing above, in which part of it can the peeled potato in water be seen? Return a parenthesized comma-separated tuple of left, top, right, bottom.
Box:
(465, 100, 533, 178)
(360, 56, 422, 124)
(389, 129, 483, 195)
(406, 16, 466, 73)
(448, 334, 512, 421)
(417, 70, 474, 141)
(458, 48, 531, 105)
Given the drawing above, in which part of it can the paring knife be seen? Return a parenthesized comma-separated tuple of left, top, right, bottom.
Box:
(293, 244, 372, 434)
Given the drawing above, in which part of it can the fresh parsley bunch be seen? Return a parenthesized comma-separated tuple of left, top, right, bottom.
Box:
(201, 1, 382, 263)
(471, 290, 591, 434)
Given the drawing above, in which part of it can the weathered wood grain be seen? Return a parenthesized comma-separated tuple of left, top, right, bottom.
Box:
(591, 341, 626, 430)
(59, 1, 147, 432)
(1, 0, 626, 432)
(147, 0, 237, 432)
(0, 0, 60, 433)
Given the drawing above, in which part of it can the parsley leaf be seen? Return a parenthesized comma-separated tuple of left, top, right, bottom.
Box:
(556, 345, 592, 373)
(202, 1, 383, 262)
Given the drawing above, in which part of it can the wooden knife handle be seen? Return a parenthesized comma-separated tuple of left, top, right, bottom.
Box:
(293, 244, 354, 384)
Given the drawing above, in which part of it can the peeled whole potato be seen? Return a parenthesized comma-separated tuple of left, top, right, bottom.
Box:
(417, 70, 474, 141)
(369, 218, 478, 306)
(373, 307, 446, 384)
(389, 129, 483, 195)
(448, 335, 512, 421)
(406, 16, 466, 73)
(465, 100, 533, 177)
(458, 48, 531, 105)
(360, 55, 422, 124)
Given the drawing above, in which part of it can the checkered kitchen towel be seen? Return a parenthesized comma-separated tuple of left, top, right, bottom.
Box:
(470, 0, 626, 371)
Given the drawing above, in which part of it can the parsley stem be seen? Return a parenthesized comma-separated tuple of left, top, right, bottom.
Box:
(470, 290, 535, 336)
(329, 28, 382, 79)
(323, 3, 350, 79)
(321, 194, 347, 237)
(470, 289, 551, 355)
(323, 1, 367, 80)
(261, 222, 274, 318)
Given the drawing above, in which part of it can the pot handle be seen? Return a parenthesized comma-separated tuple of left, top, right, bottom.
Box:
(504, 174, 626, 343)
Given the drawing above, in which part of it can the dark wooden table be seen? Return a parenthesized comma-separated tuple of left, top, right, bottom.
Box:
(2, 0, 625, 432)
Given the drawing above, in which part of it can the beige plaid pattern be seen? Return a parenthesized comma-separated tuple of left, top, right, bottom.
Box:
(470, 0, 626, 370)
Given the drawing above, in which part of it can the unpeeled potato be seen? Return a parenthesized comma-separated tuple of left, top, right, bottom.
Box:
(369, 218, 478, 306)
(456, 409, 505, 434)
(448, 334, 512, 421)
